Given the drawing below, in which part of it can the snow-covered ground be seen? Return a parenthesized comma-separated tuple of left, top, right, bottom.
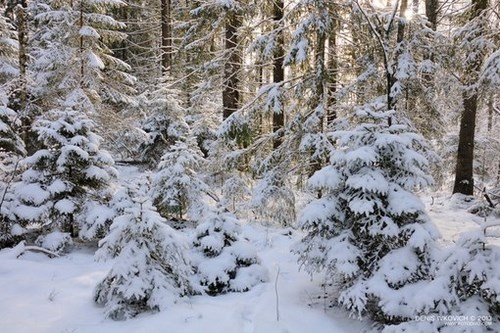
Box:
(0, 193, 496, 333)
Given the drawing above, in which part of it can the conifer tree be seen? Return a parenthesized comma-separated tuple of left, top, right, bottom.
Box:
(151, 138, 208, 220)
(30, 0, 135, 111)
(191, 205, 267, 296)
(139, 85, 189, 167)
(0, 102, 25, 247)
(295, 102, 438, 325)
(94, 179, 193, 320)
(12, 97, 116, 240)
(0, 8, 18, 88)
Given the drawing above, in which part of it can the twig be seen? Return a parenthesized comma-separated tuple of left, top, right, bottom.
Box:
(275, 265, 280, 322)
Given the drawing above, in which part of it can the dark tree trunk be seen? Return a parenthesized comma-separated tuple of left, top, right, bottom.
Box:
(453, 93, 478, 195)
(309, 31, 326, 177)
(396, 0, 408, 44)
(16, 4, 27, 111)
(452, 0, 488, 195)
(222, 12, 241, 120)
(161, 0, 172, 74)
(79, 1, 84, 83)
(326, 19, 338, 127)
(423, 0, 438, 85)
(425, 0, 438, 30)
(272, 0, 284, 149)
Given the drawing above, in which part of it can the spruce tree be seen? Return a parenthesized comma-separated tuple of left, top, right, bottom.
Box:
(30, 0, 135, 111)
(0, 103, 25, 247)
(94, 179, 193, 320)
(138, 85, 189, 167)
(12, 98, 116, 241)
(295, 102, 438, 325)
(191, 205, 268, 296)
(151, 138, 208, 220)
(0, 8, 18, 87)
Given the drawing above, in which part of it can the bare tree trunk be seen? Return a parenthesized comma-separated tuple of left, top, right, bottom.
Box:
(453, 93, 478, 194)
(425, 0, 438, 30)
(396, 0, 408, 44)
(452, 0, 488, 195)
(161, 0, 172, 74)
(309, 31, 326, 177)
(326, 19, 338, 127)
(222, 12, 241, 120)
(79, 1, 84, 84)
(15, 3, 31, 153)
(272, 0, 284, 149)
(16, 4, 27, 111)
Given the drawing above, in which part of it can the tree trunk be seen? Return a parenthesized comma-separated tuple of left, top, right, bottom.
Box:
(79, 1, 84, 84)
(222, 12, 241, 120)
(396, 0, 408, 44)
(16, 4, 27, 111)
(326, 19, 338, 127)
(453, 93, 478, 195)
(309, 31, 326, 177)
(452, 0, 488, 195)
(161, 0, 172, 74)
(425, 0, 438, 30)
(272, 0, 284, 149)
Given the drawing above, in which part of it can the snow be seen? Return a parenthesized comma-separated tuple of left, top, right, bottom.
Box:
(15, 183, 50, 206)
(2, 165, 499, 332)
(35, 231, 72, 252)
(0, 225, 366, 333)
(54, 199, 76, 214)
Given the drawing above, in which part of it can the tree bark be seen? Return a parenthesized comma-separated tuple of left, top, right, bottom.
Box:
(326, 19, 338, 127)
(161, 0, 172, 74)
(425, 0, 438, 30)
(452, 0, 488, 195)
(79, 1, 84, 84)
(222, 11, 241, 120)
(453, 93, 478, 195)
(15, 4, 27, 111)
(272, 0, 284, 149)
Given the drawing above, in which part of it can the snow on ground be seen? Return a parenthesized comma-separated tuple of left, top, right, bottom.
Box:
(0, 223, 367, 333)
(1, 171, 498, 333)
(424, 194, 499, 243)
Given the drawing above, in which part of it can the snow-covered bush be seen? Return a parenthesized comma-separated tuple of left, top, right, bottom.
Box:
(191, 205, 268, 296)
(295, 104, 439, 325)
(94, 180, 193, 320)
(11, 105, 116, 239)
(152, 139, 208, 220)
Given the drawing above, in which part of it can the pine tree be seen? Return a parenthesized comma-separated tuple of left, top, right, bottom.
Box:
(191, 204, 267, 296)
(295, 103, 438, 325)
(94, 179, 193, 320)
(12, 99, 116, 241)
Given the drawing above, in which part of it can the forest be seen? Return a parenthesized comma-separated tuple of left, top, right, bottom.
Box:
(0, 0, 500, 332)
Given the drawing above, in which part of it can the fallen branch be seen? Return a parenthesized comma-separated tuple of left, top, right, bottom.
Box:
(4, 241, 60, 259)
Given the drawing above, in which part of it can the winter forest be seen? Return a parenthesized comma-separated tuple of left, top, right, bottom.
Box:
(0, 0, 499, 332)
